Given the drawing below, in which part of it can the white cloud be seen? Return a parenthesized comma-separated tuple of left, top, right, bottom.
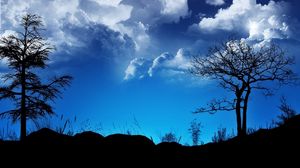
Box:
(160, 0, 189, 22)
(1, 0, 79, 46)
(0, 30, 18, 39)
(0, 30, 19, 66)
(78, 0, 132, 28)
(123, 48, 209, 86)
(124, 58, 150, 80)
(198, 0, 290, 41)
(148, 48, 191, 77)
(0, 0, 135, 52)
(124, 58, 141, 80)
(148, 52, 172, 77)
(1, 1, 136, 64)
(1, 0, 190, 55)
(166, 48, 192, 70)
(123, 0, 189, 24)
(124, 48, 192, 80)
(0, 0, 31, 27)
(0, 58, 8, 68)
(115, 21, 150, 52)
(206, 0, 225, 6)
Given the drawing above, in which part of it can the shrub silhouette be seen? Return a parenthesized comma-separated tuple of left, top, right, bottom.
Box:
(212, 127, 228, 143)
(276, 96, 297, 126)
(160, 132, 181, 143)
(188, 119, 202, 146)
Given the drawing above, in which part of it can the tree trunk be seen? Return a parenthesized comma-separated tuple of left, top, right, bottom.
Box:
(235, 97, 242, 137)
(20, 64, 26, 141)
(20, 25, 28, 142)
(242, 87, 251, 136)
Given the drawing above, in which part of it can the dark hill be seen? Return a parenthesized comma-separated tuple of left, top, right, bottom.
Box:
(1, 115, 300, 164)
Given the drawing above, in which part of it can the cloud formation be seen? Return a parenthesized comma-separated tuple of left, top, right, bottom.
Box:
(160, 0, 190, 22)
(123, 0, 189, 25)
(148, 48, 191, 77)
(1, 0, 133, 49)
(1, 0, 189, 55)
(205, 0, 225, 6)
(124, 58, 150, 80)
(198, 0, 291, 41)
(124, 48, 192, 80)
(62, 24, 136, 60)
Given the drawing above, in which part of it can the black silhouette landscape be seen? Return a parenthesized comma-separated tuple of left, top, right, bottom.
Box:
(1, 1, 300, 164)
(1, 114, 300, 163)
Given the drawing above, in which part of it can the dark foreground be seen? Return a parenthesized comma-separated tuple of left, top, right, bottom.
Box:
(1, 116, 300, 165)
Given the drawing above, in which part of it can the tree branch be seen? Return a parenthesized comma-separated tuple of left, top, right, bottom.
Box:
(194, 98, 235, 114)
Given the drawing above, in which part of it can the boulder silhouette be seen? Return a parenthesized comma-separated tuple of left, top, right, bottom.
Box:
(26, 128, 72, 144)
(104, 134, 155, 146)
(74, 131, 104, 144)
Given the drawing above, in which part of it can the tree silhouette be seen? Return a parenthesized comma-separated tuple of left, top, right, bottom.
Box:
(191, 39, 297, 137)
(0, 14, 72, 141)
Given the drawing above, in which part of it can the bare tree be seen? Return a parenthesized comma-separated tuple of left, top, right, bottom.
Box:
(191, 39, 297, 137)
(0, 14, 72, 141)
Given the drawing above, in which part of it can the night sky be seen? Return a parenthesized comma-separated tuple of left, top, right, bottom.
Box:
(1, 0, 300, 144)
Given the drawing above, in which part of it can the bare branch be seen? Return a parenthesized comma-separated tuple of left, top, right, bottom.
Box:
(194, 98, 235, 114)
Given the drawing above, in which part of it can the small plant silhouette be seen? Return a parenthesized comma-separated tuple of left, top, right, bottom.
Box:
(276, 96, 297, 126)
(212, 127, 228, 143)
(188, 119, 202, 146)
(160, 132, 181, 143)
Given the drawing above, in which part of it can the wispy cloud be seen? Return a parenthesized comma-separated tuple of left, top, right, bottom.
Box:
(205, 0, 225, 6)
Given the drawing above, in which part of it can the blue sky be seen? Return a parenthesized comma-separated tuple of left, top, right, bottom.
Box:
(1, 0, 300, 144)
